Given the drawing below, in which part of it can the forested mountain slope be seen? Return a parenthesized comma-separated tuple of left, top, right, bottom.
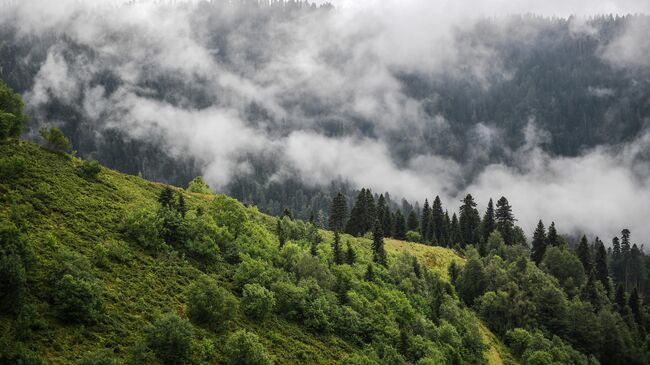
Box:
(0, 140, 517, 364)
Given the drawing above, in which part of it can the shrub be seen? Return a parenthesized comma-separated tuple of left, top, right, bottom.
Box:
(224, 330, 273, 365)
(0, 219, 30, 313)
(186, 176, 212, 194)
(0, 80, 27, 140)
(123, 209, 166, 253)
(187, 276, 237, 332)
(0, 156, 26, 182)
(271, 280, 306, 320)
(79, 159, 102, 179)
(341, 353, 379, 365)
(242, 283, 276, 319)
(304, 296, 333, 333)
(53, 274, 103, 323)
(183, 213, 222, 263)
(146, 313, 193, 365)
(39, 127, 71, 153)
(405, 230, 422, 243)
(78, 349, 119, 365)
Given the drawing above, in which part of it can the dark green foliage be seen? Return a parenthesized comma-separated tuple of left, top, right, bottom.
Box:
(364, 264, 375, 282)
(78, 160, 101, 179)
(332, 230, 343, 265)
(177, 194, 187, 218)
(405, 230, 421, 243)
(158, 187, 175, 210)
(186, 275, 237, 332)
(123, 209, 166, 252)
(393, 210, 407, 239)
(576, 235, 592, 273)
(546, 222, 559, 247)
(420, 199, 431, 241)
(430, 196, 444, 246)
(448, 261, 460, 286)
(530, 220, 546, 265)
(406, 210, 418, 232)
(449, 213, 461, 247)
(0, 219, 30, 313)
(39, 127, 70, 153)
(594, 240, 610, 294)
(186, 176, 212, 194)
(276, 219, 285, 247)
(53, 273, 103, 324)
(456, 255, 486, 306)
(345, 241, 356, 265)
(78, 349, 120, 365)
(242, 283, 276, 319)
(371, 220, 386, 266)
(629, 288, 641, 324)
(0, 156, 26, 183)
(495, 197, 515, 245)
(480, 198, 495, 245)
(540, 246, 585, 298)
(0, 80, 27, 140)
(146, 313, 193, 365)
(224, 330, 273, 365)
(458, 194, 480, 248)
(345, 189, 375, 236)
(328, 192, 347, 231)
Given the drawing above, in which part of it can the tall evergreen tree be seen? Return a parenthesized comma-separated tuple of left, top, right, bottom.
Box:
(615, 284, 627, 312)
(450, 213, 461, 247)
(530, 220, 547, 265)
(328, 192, 347, 231)
(345, 241, 356, 265)
(629, 288, 641, 324)
(364, 264, 375, 282)
(420, 199, 431, 241)
(158, 186, 175, 209)
(594, 240, 610, 294)
(177, 193, 187, 218)
(332, 230, 343, 265)
(480, 198, 495, 244)
(345, 189, 366, 236)
(276, 219, 286, 248)
(546, 221, 559, 247)
(406, 211, 419, 232)
(495, 197, 515, 245)
(431, 196, 444, 244)
(371, 220, 386, 266)
(393, 210, 407, 240)
(612, 237, 621, 259)
(441, 211, 451, 247)
(362, 189, 376, 234)
(576, 235, 592, 274)
(621, 229, 631, 255)
(458, 194, 480, 248)
(376, 194, 388, 237)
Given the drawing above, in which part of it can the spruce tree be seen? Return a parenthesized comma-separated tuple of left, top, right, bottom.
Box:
(594, 239, 610, 294)
(177, 193, 187, 218)
(441, 211, 451, 247)
(345, 189, 365, 236)
(495, 197, 515, 245)
(362, 189, 376, 234)
(615, 284, 627, 312)
(431, 196, 444, 245)
(458, 194, 480, 248)
(612, 237, 621, 259)
(364, 264, 375, 282)
(371, 220, 386, 266)
(546, 221, 559, 247)
(393, 210, 407, 240)
(530, 220, 547, 265)
(332, 230, 343, 265)
(576, 235, 592, 273)
(276, 219, 286, 248)
(345, 242, 356, 265)
(629, 288, 641, 324)
(480, 198, 495, 244)
(406, 211, 419, 232)
(376, 194, 387, 237)
(450, 213, 461, 247)
(328, 192, 347, 231)
(621, 229, 631, 255)
(420, 199, 431, 241)
(158, 186, 175, 209)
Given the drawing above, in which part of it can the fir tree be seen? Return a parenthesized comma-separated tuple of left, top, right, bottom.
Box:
(530, 220, 547, 265)
(450, 213, 461, 247)
(332, 230, 343, 265)
(458, 194, 480, 248)
(371, 220, 386, 266)
(177, 193, 187, 218)
(495, 196, 515, 245)
(431, 196, 444, 245)
(480, 198, 495, 244)
(345, 241, 356, 265)
(576, 235, 592, 273)
(406, 211, 419, 232)
(364, 264, 375, 282)
(376, 194, 388, 237)
(594, 239, 610, 294)
(441, 211, 451, 247)
(615, 284, 627, 313)
(393, 210, 407, 240)
(629, 288, 641, 324)
(276, 219, 286, 248)
(612, 237, 621, 259)
(420, 199, 431, 241)
(158, 186, 175, 209)
(283, 208, 293, 219)
(546, 222, 559, 247)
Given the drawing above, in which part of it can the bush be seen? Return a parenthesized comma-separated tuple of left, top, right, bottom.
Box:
(271, 280, 306, 320)
(224, 330, 273, 365)
(53, 274, 103, 323)
(242, 283, 276, 319)
(123, 209, 166, 253)
(304, 296, 333, 333)
(405, 230, 422, 243)
(79, 159, 101, 179)
(78, 349, 119, 365)
(0, 156, 26, 182)
(187, 176, 212, 194)
(146, 313, 193, 365)
(0, 80, 27, 140)
(341, 353, 379, 365)
(187, 276, 237, 332)
(39, 127, 71, 153)
(183, 213, 222, 263)
(0, 219, 30, 313)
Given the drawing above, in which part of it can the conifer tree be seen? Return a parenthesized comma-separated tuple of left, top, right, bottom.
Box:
(412, 257, 422, 279)
(283, 208, 293, 219)
(158, 186, 175, 210)
(480, 198, 495, 244)
(345, 242, 356, 265)
(615, 284, 627, 312)
(450, 213, 461, 247)
(393, 210, 406, 240)
(441, 211, 451, 247)
(371, 220, 386, 266)
(276, 219, 286, 247)
(362, 189, 376, 234)
(332, 230, 342, 265)
(546, 221, 559, 247)
(594, 239, 610, 294)
(328, 192, 348, 231)
(376, 194, 387, 237)
(420, 199, 431, 241)
(458, 194, 480, 247)
(364, 264, 375, 282)
(177, 193, 187, 218)
(431, 196, 444, 245)
(495, 196, 515, 245)
(612, 237, 621, 259)
(621, 229, 631, 256)
(406, 211, 419, 232)
(530, 220, 547, 265)
(629, 288, 641, 324)
(576, 235, 592, 273)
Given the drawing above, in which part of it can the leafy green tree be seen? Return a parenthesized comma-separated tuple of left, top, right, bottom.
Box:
(276, 218, 285, 248)
(186, 176, 212, 194)
(78, 160, 101, 179)
(480, 198, 496, 245)
(224, 330, 273, 365)
(242, 283, 276, 319)
(540, 246, 585, 298)
(53, 274, 103, 324)
(39, 127, 71, 153)
(530, 220, 547, 265)
(457, 256, 486, 306)
(332, 230, 343, 265)
(372, 220, 386, 266)
(328, 192, 347, 231)
(405, 230, 421, 243)
(186, 275, 237, 332)
(146, 313, 193, 365)
(458, 194, 480, 248)
(576, 235, 592, 273)
(0, 80, 27, 140)
(495, 197, 515, 245)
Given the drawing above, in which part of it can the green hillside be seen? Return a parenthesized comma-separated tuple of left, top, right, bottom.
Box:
(0, 140, 515, 364)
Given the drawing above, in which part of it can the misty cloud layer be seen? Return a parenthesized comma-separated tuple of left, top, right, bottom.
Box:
(2, 0, 650, 244)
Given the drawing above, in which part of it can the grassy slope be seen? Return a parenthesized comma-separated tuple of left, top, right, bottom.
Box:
(0, 140, 515, 364)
